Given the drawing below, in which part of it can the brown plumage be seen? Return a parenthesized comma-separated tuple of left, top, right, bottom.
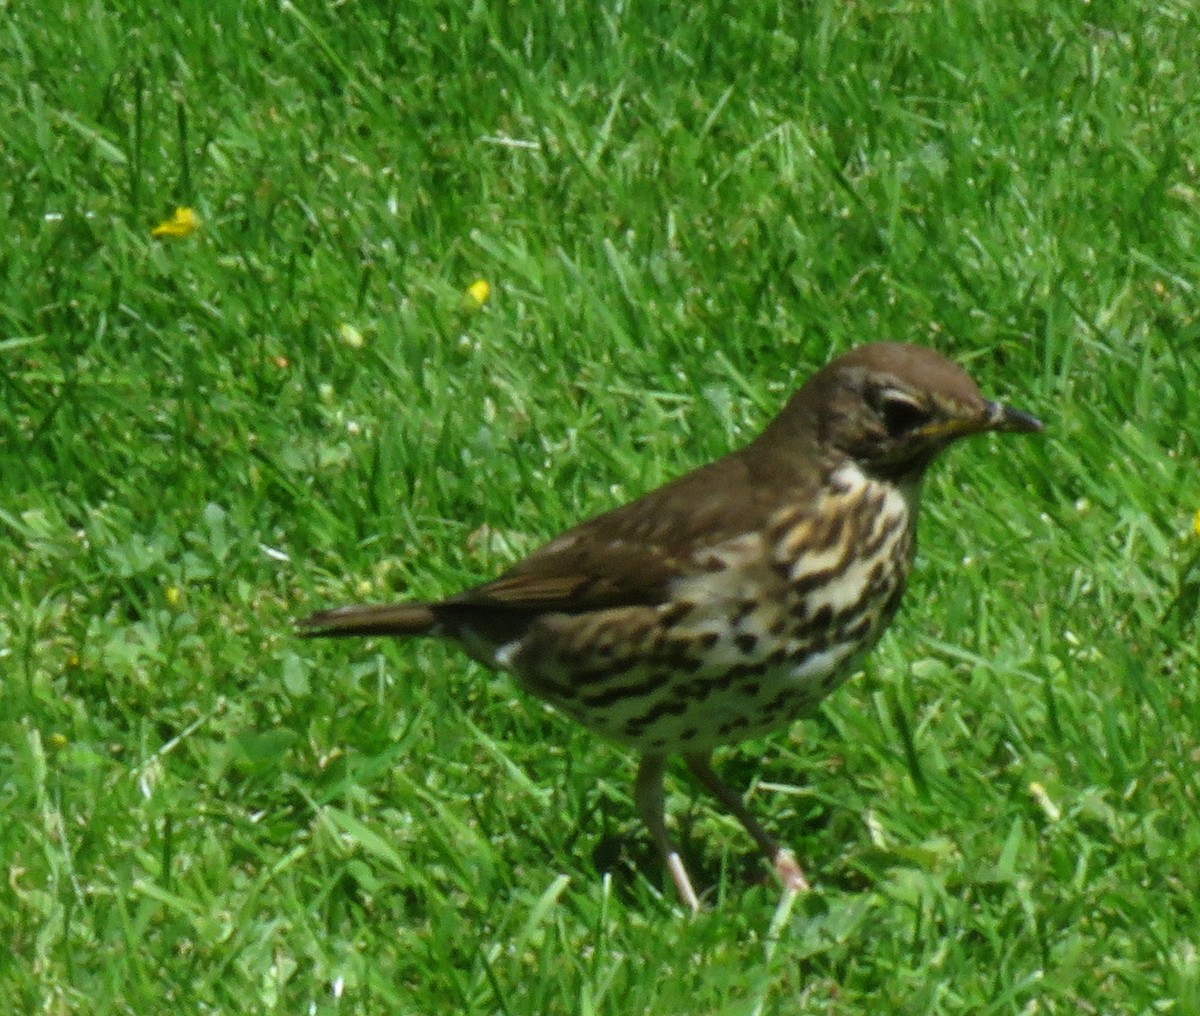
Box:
(299, 342, 1043, 909)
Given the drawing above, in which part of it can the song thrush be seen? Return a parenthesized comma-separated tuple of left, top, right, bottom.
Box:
(299, 342, 1042, 910)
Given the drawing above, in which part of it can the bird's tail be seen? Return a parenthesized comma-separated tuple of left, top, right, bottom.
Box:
(297, 602, 439, 638)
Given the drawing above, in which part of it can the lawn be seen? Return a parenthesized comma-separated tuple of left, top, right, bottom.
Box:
(3, 1, 1199, 1012)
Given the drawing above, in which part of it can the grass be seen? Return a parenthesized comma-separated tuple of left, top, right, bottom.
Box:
(3, 0, 1200, 1012)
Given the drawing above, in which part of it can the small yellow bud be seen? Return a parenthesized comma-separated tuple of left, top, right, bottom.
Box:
(338, 322, 365, 349)
(463, 279, 491, 311)
(165, 586, 183, 607)
(151, 207, 201, 239)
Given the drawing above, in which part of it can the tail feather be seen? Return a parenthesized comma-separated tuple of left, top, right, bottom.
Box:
(297, 602, 439, 638)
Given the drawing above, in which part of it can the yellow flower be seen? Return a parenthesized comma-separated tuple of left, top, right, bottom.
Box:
(1194, 508, 1200, 539)
(463, 278, 491, 311)
(165, 585, 183, 607)
(151, 206, 201, 238)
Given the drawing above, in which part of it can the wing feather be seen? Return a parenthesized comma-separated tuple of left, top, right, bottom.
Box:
(446, 445, 812, 614)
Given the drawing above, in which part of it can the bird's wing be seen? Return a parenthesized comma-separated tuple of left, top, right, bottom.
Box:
(446, 449, 803, 614)
(448, 538, 682, 611)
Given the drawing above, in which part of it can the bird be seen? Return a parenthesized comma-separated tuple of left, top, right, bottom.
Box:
(298, 342, 1043, 910)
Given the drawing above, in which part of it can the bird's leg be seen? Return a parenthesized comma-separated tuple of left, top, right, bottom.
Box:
(684, 752, 809, 893)
(634, 753, 701, 912)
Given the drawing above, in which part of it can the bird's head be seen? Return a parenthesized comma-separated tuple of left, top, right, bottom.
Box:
(768, 342, 1043, 483)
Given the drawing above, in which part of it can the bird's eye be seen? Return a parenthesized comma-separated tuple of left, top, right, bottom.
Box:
(874, 390, 932, 438)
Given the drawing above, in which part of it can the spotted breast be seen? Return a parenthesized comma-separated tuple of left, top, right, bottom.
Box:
(505, 462, 917, 752)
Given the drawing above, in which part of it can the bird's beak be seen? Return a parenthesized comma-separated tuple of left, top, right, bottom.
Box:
(982, 400, 1044, 434)
(919, 401, 1044, 442)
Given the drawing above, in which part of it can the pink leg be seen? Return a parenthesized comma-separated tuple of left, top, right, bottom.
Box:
(635, 753, 701, 911)
(684, 752, 809, 893)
